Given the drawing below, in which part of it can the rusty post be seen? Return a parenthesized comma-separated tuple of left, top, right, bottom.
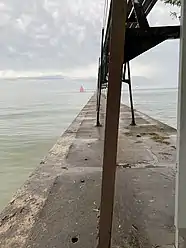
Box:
(98, 0, 127, 247)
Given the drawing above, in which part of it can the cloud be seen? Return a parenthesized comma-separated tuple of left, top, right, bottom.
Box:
(0, 0, 181, 87)
(0, 0, 104, 74)
(62, 62, 98, 79)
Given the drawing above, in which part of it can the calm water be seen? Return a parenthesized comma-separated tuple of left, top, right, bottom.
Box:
(122, 87, 178, 128)
(0, 82, 178, 211)
(0, 79, 94, 210)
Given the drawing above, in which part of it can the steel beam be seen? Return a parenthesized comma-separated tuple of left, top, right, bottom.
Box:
(103, 1, 112, 52)
(101, 26, 180, 88)
(127, 0, 158, 28)
(126, 25, 180, 38)
(124, 26, 180, 63)
(131, 0, 149, 28)
(175, 0, 186, 247)
(104, 0, 179, 66)
(98, 0, 127, 247)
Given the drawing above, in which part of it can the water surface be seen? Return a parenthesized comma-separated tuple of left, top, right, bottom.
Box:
(0, 82, 178, 211)
(0, 79, 94, 210)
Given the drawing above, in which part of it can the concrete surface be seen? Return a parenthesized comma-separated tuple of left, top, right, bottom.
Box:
(0, 94, 179, 247)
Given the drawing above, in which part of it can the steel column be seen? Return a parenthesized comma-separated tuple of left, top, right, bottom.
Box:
(96, 28, 105, 127)
(127, 62, 136, 126)
(96, 58, 101, 127)
(175, 0, 186, 246)
(98, 0, 127, 247)
(123, 62, 136, 126)
(131, 0, 149, 28)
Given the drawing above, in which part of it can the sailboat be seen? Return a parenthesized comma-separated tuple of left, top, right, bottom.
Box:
(80, 86, 85, 92)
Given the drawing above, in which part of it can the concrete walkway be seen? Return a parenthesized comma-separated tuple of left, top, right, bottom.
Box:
(0, 94, 177, 248)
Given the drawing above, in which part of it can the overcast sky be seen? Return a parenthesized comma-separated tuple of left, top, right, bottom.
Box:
(0, 0, 180, 86)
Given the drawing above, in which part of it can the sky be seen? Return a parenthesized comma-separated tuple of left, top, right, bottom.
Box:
(0, 0, 181, 87)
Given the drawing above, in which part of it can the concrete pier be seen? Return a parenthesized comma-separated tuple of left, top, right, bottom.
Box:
(0, 94, 178, 248)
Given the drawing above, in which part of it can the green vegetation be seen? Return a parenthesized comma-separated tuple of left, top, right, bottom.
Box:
(163, 0, 181, 7)
(162, 0, 181, 18)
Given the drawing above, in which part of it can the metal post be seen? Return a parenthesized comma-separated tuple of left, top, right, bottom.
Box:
(175, 0, 186, 247)
(96, 28, 105, 127)
(98, 0, 127, 247)
(123, 63, 136, 126)
(123, 62, 127, 81)
(96, 58, 102, 127)
(127, 62, 136, 126)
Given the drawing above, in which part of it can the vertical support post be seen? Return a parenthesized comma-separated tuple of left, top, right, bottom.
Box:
(123, 63, 136, 126)
(175, 0, 186, 247)
(127, 62, 136, 126)
(123, 62, 127, 81)
(98, 0, 127, 247)
(96, 58, 102, 127)
(96, 28, 105, 127)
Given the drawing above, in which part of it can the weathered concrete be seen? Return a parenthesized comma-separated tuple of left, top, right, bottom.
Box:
(0, 94, 179, 247)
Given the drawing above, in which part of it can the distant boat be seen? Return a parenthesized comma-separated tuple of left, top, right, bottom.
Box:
(80, 86, 85, 92)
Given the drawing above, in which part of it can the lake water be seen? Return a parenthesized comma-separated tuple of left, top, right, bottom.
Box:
(0, 79, 94, 210)
(0, 80, 178, 211)
(122, 87, 178, 128)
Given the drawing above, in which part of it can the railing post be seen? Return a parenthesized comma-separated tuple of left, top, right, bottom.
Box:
(98, 0, 127, 247)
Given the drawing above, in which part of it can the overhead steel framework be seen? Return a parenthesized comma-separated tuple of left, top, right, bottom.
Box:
(96, 0, 180, 127)
(97, 0, 180, 247)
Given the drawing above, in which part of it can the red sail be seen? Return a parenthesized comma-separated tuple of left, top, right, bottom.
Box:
(80, 86, 85, 92)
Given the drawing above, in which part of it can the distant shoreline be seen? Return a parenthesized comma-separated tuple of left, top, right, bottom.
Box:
(3, 76, 64, 81)
(122, 87, 178, 91)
